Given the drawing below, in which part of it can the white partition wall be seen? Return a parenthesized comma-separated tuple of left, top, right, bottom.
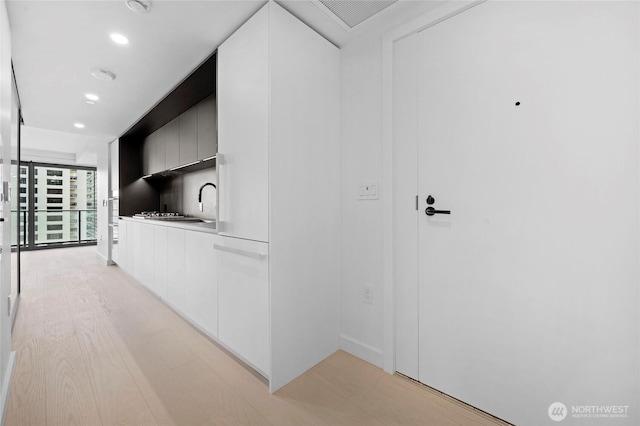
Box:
(218, 2, 341, 392)
(0, 0, 16, 420)
(268, 3, 341, 392)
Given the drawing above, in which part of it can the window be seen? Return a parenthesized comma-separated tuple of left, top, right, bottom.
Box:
(13, 163, 97, 249)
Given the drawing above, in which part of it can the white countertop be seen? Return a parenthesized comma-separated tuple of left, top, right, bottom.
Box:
(119, 216, 217, 234)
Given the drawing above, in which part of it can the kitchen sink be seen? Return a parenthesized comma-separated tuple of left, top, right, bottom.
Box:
(131, 215, 216, 229)
(136, 217, 214, 223)
(173, 218, 217, 228)
(195, 219, 216, 223)
(167, 218, 216, 225)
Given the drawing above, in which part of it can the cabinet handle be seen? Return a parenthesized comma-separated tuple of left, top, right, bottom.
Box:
(213, 244, 267, 259)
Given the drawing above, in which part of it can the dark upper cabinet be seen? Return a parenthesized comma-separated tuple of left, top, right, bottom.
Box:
(197, 94, 217, 159)
(141, 95, 217, 176)
(154, 125, 166, 173)
(179, 107, 198, 165)
(142, 133, 153, 176)
(165, 116, 181, 170)
(142, 126, 165, 175)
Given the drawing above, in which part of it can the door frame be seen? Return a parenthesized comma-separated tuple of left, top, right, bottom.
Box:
(380, 0, 485, 374)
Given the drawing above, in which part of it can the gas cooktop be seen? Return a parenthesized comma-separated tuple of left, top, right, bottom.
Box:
(133, 212, 191, 220)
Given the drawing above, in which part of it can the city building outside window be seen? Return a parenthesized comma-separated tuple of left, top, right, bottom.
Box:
(11, 163, 97, 248)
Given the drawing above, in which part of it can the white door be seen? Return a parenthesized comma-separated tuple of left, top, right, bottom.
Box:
(395, 2, 639, 425)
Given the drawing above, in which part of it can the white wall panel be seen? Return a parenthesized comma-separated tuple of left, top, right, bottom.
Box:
(217, 5, 269, 242)
(268, 2, 341, 393)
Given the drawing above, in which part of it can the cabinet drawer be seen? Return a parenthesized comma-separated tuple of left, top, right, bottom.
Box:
(216, 237, 269, 377)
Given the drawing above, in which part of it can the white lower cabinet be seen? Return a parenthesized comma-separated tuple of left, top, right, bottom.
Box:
(118, 220, 268, 379)
(117, 219, 128, 271)
(119, 220, 220, 340)
(138, 223, 155, 291)
(166, 228, 186, 314)
(184, 232, 218, 338)
(153, 226, 168, 300)
(216, 237, 269, 377)
(129, 221, 141, 281)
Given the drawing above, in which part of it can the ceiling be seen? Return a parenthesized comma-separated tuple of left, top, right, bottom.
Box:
(7, 0, 265, 142)
(7, 0, 443, 147)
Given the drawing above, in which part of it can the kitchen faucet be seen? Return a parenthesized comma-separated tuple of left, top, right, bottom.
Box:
(198, 182, 216, 212)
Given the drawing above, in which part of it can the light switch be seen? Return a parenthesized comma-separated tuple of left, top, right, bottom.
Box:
(357, 182, 380, 201)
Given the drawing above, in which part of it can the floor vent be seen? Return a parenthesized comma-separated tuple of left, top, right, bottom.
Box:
(316, 0, 399, 30)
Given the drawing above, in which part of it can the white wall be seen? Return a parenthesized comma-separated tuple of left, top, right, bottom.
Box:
(339, 0, 445, 367)
(340, 1, 639, 424)
(339, 33, 384, 365)
(0, 0, 15, 420)
(19, 125, 103, 167)
(341, 0, 640, 424)
(96, 141, 109, 263)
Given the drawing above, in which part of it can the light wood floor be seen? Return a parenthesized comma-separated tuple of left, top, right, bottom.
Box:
(6, 246, 508, 426)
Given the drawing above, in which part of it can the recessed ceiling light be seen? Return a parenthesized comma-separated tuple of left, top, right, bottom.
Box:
(86, 101, 96, 105)
(89, 68, 116, 81)
(110, 33, 129, 45)
(126, 0, 151, 14)
(74, 123, 85, 129)
(85, 93, 99, 102)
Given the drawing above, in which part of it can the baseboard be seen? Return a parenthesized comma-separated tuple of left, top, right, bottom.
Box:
(95, 250, 114, 265)
(0, 351, 17, 426)
(340, 334, 383, 368)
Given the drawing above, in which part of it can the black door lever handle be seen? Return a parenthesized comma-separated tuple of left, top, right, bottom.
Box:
(425, 207, 450, 216)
